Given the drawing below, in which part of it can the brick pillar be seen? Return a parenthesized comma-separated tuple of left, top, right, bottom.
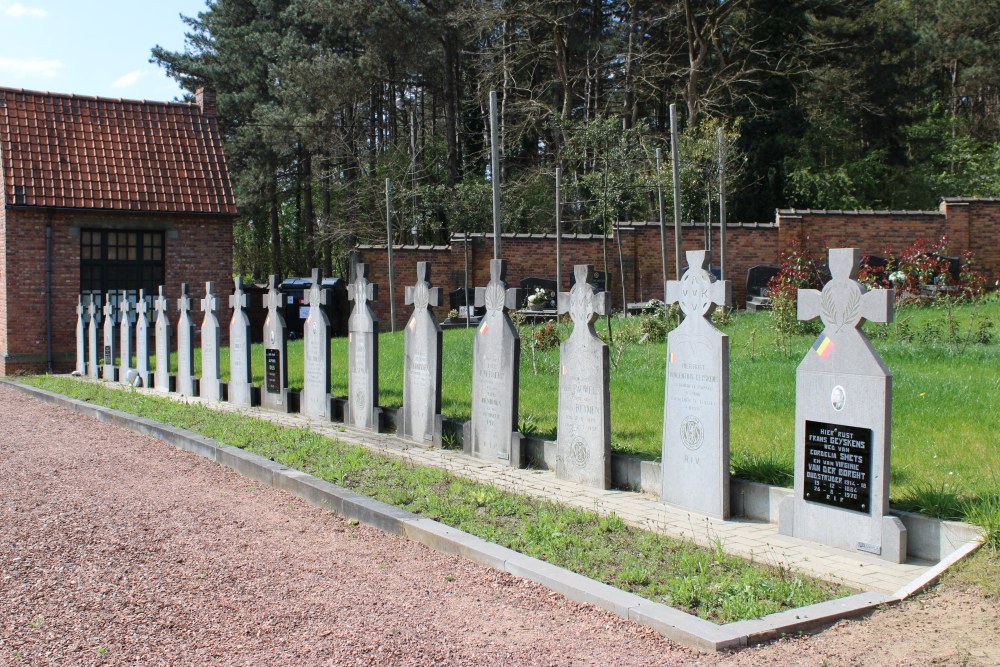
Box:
(940, 200, 971, 256)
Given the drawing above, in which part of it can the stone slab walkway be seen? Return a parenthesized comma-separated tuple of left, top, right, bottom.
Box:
(122, 384, 944, 595)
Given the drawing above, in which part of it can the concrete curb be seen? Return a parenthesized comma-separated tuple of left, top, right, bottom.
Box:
(2, 378, 980, 653)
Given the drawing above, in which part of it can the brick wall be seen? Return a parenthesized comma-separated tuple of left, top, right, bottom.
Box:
(0, 209, 233, 375)
(357, 222, 780, 331)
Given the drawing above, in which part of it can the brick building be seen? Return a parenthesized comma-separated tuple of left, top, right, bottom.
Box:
(0, 86, 236, 375)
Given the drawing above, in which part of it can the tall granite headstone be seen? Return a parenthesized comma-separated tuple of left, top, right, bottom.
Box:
(261, 275, 291, 412)
(662, 250, 732, 519)
(87, 296, 99, 380)
(102, 292, 118, 380)
(401, 261, 443, 444)
(119, 292, 134, 382)
(176, 283, 196, 397)
(75, 295, 88, 376)
(228, 276, 254, 407)
(302, 268, 333, 419)
(779, 248, 907, 562)
(467, 259, 522, 466)
(135, 289, 151, 387)
(556, 265, 611, 488)
(153, 286, 172, 392)
(200, 281, 224, 401)
(347, 264, 379, 429)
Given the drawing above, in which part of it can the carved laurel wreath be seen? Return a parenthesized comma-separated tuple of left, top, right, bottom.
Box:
(821, 286, 861, 332)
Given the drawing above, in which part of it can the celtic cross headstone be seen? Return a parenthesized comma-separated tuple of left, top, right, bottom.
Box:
(153, 286, 172, 392)
(86, 296, 99, 380)
(75, 295, 87, 376)
(176, 283, 195, 396)
(779, 247, 906, 562)
(347, 263, 379, 429)
(302, 268, 332, 419)
(467, 259, 523, 466)
(228, 276, 254, 407)
(200, 281, 223, 401)
(556, 265, 612, 488)
(119, 292, 134, 382)
(102, 292, 118, 381)
(135, 290, 151, 387)
(661, 250, 731, 518)
(401, 261, 443, 444)
(261, 275, 290, 412)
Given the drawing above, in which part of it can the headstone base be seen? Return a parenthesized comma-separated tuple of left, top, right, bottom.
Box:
(261, 390, 293, 414)
(462, 424, 524, 468)
(778, 495, 908, 563)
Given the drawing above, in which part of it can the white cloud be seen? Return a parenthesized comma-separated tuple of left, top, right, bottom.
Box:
(111, 69, 149, 89)
(0, 56, 62, 79)
(3, 2, 48, 18)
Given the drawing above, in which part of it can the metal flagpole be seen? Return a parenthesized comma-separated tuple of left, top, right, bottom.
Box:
(489, 90, 502, 260)
(718, 127, 727, 284)
(670, 104, 682, 280)
(385, 178, 396, 333)
(656, 148, 667, 295)
(555, 167, 562, 296)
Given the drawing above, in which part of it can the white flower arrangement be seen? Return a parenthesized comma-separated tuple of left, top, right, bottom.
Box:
(888, 270, 906, 285)
(527, 287, 550, 305)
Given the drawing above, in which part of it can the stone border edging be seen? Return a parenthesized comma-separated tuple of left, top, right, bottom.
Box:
(2, 378, 980, 653)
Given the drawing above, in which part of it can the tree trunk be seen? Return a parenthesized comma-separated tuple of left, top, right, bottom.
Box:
(268, 175, 282, 281)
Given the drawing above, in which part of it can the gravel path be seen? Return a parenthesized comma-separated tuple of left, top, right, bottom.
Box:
(3, 383, 997, 667)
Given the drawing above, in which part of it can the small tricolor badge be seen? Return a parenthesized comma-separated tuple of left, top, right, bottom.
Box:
(669, 352, 676, 364)
(479, 322, 489, 336)
(812, 335, 835, 360)
(409, 318, 416, 331)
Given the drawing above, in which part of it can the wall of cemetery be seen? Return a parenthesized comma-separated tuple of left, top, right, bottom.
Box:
(0, 209, 233, 375)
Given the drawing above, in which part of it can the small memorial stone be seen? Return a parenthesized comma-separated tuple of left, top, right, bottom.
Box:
(102, 292, 118, 380)
(467, 259, 522, 466)
(779, 248, 906, 563)
(135, 290, 151, 387)
(662, 250, 731, 519)
(153, 286, 172, 392)
(556, 265, 611, 488)
(261, 275, 291, 412)
(75, 295, 87, 376)
(347, 264, 379, 429)
(228, 276, 254, 407)
(302, 268, 332, 419)
(200, 282, 223, 401)
(87, 296, 99, 380)
(176, 283, 196, 396)
(401, 262, 443, 443)
(119, 292, 134, 383)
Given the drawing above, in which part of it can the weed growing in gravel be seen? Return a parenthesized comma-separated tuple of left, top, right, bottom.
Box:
(19, 377, 847, 623)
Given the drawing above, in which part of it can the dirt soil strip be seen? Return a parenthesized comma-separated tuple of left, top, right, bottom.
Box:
(2, 383, 998, 666)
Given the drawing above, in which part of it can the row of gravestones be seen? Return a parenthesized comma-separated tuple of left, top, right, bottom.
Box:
(74, 248, 906, 563)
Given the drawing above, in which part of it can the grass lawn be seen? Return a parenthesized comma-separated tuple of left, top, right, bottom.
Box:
(102, 296, 1000, 530)
(13, 376, 845, 622)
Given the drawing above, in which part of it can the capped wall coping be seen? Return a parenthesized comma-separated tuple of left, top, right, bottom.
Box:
(777, 208, 942, 217)
(940, 197, 1000, 204)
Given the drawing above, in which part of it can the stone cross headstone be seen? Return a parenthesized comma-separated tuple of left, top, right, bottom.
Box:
(102, 292, 118, 381)
(135, 290, 151, 387)
(228, 276, 254, 407)
(87, 296, 99, 380)
(778, 247, 906, 562)
(401, 261, 443, 443)
(347, 263, 379, 429)
(176, 283, 196, 396)
(556, 265, 611, 488)
(661, 250, 732, 519)
(75, 295, 87, 376)
(153, 286, 172, 392)
(261, 275, 290, 412)
(302, 268, 332, 419)
(467, 259, 522, 466)
(200, 281, 223, 401)
(119, 292, 134, 383)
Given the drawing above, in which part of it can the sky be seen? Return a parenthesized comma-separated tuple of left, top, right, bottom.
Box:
(0, 0, 210, 101)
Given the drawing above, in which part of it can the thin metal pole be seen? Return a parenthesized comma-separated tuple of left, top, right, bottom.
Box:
(655, 148, 667, 295)
(670, 104, 682, 280)
(463, 230, 470, 329)
(718, 127, 727, 284)
(555, 167, 562, 295)
(489, 90, 502, 260)
(385, 178, 396, 333)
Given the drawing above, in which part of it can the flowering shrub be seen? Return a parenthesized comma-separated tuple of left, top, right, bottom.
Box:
(767, 237, 825, 336)
(876, 237, 988, 303)
(532, 320, 562, 351)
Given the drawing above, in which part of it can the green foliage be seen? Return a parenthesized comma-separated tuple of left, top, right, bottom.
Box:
(767, 238, 825, 339)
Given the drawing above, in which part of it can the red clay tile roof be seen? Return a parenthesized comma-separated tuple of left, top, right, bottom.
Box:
(0, 86, 236, 215)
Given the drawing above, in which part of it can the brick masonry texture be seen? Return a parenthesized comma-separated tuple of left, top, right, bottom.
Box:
(359, 201, 1000, 332)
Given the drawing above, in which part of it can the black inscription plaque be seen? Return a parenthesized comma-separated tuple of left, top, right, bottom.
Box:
(803, 420, 873, 513)
(265, 348, 280, 393)
(104, 346, 112, 366)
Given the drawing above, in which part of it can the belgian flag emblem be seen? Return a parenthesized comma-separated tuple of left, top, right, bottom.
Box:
(812, 335, 835, 360)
